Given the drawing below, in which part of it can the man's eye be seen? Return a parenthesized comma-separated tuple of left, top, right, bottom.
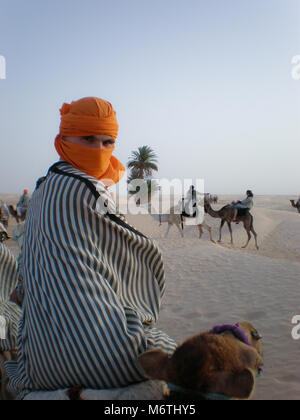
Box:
(83, 136, 94, 142)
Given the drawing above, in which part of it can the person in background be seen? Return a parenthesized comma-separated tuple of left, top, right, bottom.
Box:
(232, 190, 254, 222)
(16, 190, 30, 219)
(181, 185, 197, 217)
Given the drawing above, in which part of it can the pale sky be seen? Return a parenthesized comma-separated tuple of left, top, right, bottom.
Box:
(0, 0, 299, 195)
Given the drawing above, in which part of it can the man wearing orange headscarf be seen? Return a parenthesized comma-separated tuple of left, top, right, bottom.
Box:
(55, 97, 125, 187)
(6, 97, 176, 399)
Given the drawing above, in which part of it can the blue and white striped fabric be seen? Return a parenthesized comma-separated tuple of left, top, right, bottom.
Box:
(0, 244, 22, 352)
(6, 162, 176, 399)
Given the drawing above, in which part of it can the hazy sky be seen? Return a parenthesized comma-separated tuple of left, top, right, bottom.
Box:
(0, 0, 299, 195)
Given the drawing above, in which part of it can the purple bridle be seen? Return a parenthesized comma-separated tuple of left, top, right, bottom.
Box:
(209, 323, 253, 347)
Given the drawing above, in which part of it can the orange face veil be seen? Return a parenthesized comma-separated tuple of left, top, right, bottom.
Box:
(55, 97, 125, 186)
(55, 136, 125, 187)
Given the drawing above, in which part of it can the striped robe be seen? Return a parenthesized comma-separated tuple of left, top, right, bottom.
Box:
(6, 162, 176, 399)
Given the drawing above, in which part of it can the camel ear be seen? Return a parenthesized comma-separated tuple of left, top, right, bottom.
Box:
(138, 350, 171, 381)
(211, 368, 255, 400)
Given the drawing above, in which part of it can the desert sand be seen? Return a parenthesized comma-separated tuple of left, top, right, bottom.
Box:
(1, 193, 300, 400)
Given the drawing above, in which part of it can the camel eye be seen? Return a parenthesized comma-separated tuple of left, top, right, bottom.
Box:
(251, 330, 262, 340)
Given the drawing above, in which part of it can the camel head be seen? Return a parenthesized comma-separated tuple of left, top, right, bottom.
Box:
(139, 322, 263, 400)
(290, 200, 300, 212)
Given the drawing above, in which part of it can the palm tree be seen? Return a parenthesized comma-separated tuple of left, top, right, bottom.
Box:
(127, 146, 158, 180)
(127, 146, 159, 205)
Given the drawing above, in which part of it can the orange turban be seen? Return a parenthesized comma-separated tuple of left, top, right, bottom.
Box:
(55, 97, 125, 186)
(59, 97, 119, 139)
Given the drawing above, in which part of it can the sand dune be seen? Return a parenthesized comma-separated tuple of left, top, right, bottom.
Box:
(127, 195, 300, 400)
(1, 194, 299, 400)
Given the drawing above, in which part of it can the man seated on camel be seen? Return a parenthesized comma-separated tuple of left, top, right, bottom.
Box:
(6, 97, 176, 400)
(181, 185, 202, 218)
(232, 190, 254, 223)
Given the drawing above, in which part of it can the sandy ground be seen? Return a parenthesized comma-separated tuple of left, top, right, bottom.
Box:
(1, 194, 300, 400)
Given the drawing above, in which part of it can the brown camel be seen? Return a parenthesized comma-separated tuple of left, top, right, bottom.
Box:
(8, 205, 27, 224)
(204, 202, 259, 250)
(290, 200, 300, 214)
(139, 321, 263, 400)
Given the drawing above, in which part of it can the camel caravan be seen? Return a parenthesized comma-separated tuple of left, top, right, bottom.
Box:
(0, 206, 28, 244)
(149, 188, 259, 250)
(0, 191, 30, 241)
(151, 191, 300, 250)
(0, 190, 30, 248)
(0, 205, 28, 229)
(0, 207, 27, 245)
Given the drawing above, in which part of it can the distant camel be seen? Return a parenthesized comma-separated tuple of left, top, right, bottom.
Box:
(8, 205, 27, 224)
(150, 205, 215, 242)
(290, 200, 300, 213)
(204, 202, 259, 250)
